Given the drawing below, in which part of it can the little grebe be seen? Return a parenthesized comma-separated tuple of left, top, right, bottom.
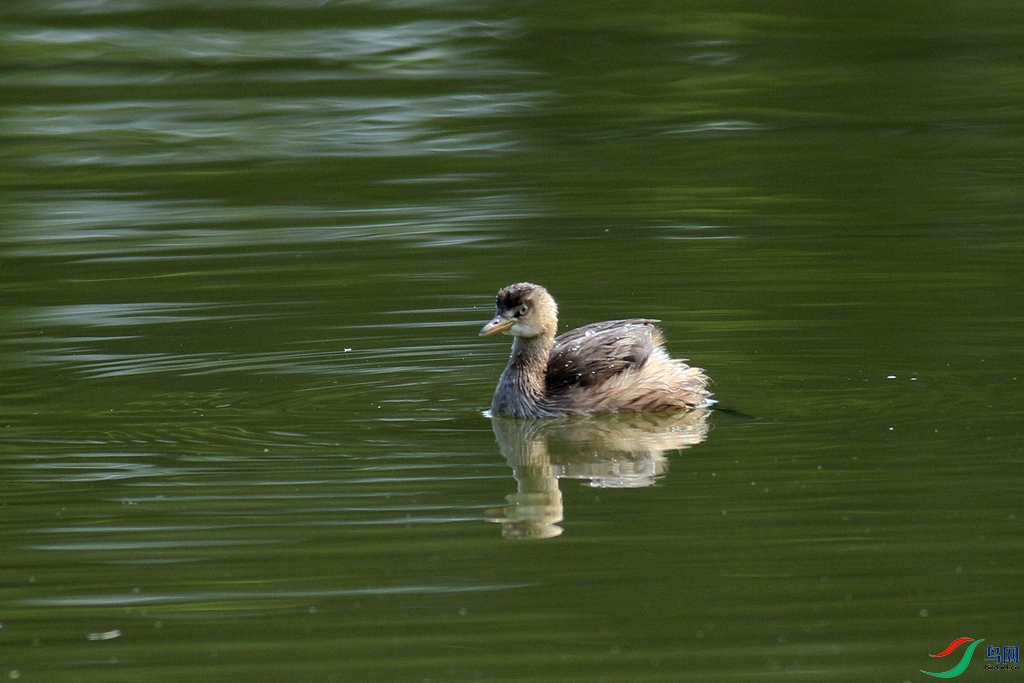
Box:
(480, 283, 711, 418)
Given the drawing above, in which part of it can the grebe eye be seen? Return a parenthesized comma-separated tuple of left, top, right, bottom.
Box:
(517, 304, 529, 316)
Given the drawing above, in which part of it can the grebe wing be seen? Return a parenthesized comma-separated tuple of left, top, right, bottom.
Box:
(546, 319, 661, 392)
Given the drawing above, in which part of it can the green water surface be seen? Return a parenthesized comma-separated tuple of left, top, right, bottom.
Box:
(1, 1, 1022, 681)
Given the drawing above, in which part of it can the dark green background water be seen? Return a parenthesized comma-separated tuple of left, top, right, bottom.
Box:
(1, 1, 1022, 681)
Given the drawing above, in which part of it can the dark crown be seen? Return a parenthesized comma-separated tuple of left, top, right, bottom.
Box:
(496, 282, 542, 312)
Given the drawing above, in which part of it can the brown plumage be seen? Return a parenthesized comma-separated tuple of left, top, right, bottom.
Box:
(480, 282, 712, 418)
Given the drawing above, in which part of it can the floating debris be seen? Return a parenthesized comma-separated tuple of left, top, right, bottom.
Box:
(87, 629, 121, 641)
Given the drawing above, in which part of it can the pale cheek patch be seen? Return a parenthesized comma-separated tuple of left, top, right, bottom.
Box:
(510, 321, 541, 337)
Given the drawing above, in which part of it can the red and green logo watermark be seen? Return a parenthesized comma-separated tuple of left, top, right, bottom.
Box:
(922, 638, 1020, 678)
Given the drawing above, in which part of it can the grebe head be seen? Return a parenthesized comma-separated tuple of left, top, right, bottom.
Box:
(479, 282, 558, 340)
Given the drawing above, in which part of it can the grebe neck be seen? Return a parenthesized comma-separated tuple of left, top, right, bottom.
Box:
(492, 335, 553, 418)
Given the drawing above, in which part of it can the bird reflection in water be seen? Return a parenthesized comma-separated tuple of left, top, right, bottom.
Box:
(487, 407, 710, 539)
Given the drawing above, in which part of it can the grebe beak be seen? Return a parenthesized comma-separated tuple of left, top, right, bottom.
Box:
(480, 315, 515, 336)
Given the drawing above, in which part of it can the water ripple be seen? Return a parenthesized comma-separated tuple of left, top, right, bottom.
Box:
(3, 194, 531, 256)
(10, 340, 487, 378)
(5, 0, 498, 18)
(2, 22, 518, 76)
(17, 301, 240, 327)
(6, 95, 530, 166)
(22, 582, 538, 608)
